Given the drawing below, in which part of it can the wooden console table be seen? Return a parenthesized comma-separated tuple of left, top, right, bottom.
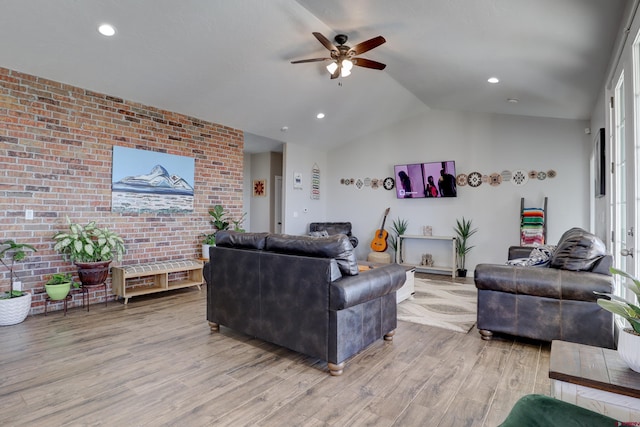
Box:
(395, 234, 457, 278)
(549, 340, 640, 422)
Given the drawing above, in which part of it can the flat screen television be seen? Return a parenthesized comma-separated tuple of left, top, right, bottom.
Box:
(393, 160, 457, 199)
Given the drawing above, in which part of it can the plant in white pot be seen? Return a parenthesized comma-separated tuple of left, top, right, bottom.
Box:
(0, 240, 37, 326)
(52, 217, 125, 287)
(596, 267, 640, 373)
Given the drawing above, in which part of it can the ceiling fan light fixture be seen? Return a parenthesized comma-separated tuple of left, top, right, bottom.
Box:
(340, 68, 351, 77)
(342, 59, 353, 72)
(326, 61, 338, 74)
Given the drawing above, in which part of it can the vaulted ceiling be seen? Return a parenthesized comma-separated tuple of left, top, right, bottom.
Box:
(0, 0, 628, 152)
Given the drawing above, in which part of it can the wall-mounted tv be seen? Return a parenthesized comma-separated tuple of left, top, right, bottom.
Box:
(393, 160, 457, 199)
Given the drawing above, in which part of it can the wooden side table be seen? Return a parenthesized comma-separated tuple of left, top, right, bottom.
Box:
(549, 340, 640, 422)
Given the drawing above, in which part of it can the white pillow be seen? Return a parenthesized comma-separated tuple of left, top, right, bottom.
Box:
(506, 245, 556, 267)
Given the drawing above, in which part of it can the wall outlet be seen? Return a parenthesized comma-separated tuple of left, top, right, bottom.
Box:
(25, 209, 33, 220)
(13, 281, 22, 292)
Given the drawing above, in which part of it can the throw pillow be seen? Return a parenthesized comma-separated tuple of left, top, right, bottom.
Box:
(506, 245, 555, 267)
(309, 230, 329, 238)
(550, 228, 607, 271)
(266, 234, 359, 276)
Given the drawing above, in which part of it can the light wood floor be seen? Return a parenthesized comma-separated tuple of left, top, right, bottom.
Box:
(0, 276, 550, 426)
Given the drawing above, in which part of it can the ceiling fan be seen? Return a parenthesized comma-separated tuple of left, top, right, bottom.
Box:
(291, 32, 386, 79)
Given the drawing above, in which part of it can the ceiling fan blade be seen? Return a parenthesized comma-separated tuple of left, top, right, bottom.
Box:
(353, 58, 387, 70)
(350, 36, 386, 55)
(291, 58, 331, 64)
(330, 63, 340, 79)
(313, 32, 338, 53)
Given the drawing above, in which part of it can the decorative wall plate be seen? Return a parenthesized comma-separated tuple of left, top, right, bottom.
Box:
(489, 173, 502, 186)
(482, 174, 489, 183)
(537, 171, 547, 180)
(501, 170, 512, 181)
(343, 177, 350, 185)
(383, 177, 395, 190)
(528, 170, 538, 179)
(512, 169, 529, 186)
(547, 169, 557, 178)
(364, 177, 371, 187)
(456, 173, 468, 186)
(340, 178, 345, 184)
(371, 178, 379, 189)
(355, 178, 364, 189)
(350, 178, 355, 184)
(467, 171, 482, 187)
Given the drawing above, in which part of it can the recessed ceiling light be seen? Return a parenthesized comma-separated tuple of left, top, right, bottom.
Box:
(487, 77, 500, 84)
(280, 126, 288, 132)
(98, 24, 116, 37)
(316, 113, 325, 119)
(507, 98, 519, 103)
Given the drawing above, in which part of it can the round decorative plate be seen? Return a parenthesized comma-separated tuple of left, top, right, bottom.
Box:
(528, 170, 538, 179)
(501, 170, 512, 182)
(489, 173, 502, 186)
(482, 174, 489, 183)
(537, 171, 547, 180)
(547, 169, 557, 178)
(355, 178, 364, 189)
(343, 177, 350, 185)
(371, 178, 379, 189)
(350, 178, 355, 185)
(340, 178, 345, 184)
(467, 172, 482, 187)
(383, 177, 395, 190)
(456, 173, 468, 186)
(512, 169, 529, 186)
(364, 177, 371, 187)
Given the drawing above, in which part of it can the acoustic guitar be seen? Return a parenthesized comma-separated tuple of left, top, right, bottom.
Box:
(370, 207, 390, 252)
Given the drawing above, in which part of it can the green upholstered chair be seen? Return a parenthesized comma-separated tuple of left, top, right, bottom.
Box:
(499, 394, 620, 427)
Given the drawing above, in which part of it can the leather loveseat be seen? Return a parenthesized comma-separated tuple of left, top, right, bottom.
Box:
(204, 230, 406, 375)
(474, 227, 614, 348)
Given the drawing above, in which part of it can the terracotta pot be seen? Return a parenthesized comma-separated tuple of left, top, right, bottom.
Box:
(75, 260, 112, 286)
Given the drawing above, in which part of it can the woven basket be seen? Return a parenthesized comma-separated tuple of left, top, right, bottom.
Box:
(0, 292, 32, 326)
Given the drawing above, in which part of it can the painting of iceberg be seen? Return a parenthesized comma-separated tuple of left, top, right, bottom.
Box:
(112, 146, 195, 213)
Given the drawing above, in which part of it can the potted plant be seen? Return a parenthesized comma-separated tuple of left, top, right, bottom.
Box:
(200, 233, 217, 260)
(208, 205, 230, 233)
(389, 217, 409, 255)
(596, 267, 640, 372)
(453, 217, 477, 277)
(0, 240, 37, 326)
(52, 217, 125, 287)
(45, 272, 78, 301)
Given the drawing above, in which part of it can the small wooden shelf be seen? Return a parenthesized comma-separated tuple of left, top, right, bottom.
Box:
(111, 259, 203, 304)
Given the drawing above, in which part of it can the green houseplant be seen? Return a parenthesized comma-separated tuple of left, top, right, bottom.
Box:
(0, 240, 37, 325)
(390, 217, 409, 254)
(52, 217, 125, 287)
(45, 272, 77, 301)
(596, 267, 640, 372)
(453, 217, 477, 277)
(202, 206, 246, 259)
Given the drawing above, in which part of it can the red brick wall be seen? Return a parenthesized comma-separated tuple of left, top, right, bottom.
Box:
(0, 67, 244, 313)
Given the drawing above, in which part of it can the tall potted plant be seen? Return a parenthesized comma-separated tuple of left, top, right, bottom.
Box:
(389, 217, 409, 256)
(0, 240, 37, 326)
(52, 217, 125, 287)
(453, 217, 477, 277)
(596, 267, 640, 372)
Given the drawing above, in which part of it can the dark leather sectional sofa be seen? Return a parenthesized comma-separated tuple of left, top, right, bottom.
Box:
(474, 227, 615, 348)
(204, 230, 406, 375)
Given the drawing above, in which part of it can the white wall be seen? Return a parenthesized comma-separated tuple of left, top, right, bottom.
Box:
(250, 152, 272, 232)
(282, 143, 328, 235)
(325, 109, 591, 271)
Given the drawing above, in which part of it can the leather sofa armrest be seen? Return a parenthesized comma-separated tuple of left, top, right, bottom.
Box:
(508, 246, 534, 260)
(475, 263, 613, 302)
(330, 263, 406, 310)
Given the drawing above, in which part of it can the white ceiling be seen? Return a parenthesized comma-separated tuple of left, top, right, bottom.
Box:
(0, 1, 628, 153)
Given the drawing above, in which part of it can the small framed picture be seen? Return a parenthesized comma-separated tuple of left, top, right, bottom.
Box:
(253, 179, 266, 197)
